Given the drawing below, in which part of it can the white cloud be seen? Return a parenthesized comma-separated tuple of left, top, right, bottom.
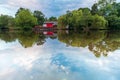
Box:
(0, 0, 97, 17)
(7, 0, 40, 10)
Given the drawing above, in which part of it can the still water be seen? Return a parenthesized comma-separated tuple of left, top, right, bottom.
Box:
(0, 30, 120, 80)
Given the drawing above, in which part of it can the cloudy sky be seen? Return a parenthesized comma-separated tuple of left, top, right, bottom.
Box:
(0, 0, 120, 17)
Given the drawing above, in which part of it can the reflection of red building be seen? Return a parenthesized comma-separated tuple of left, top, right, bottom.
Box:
(43, 31, 57, 38)
(43, 22, 57, 28)
(43, 31, 54, 35)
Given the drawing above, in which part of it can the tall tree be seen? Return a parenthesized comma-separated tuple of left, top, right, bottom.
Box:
(49, 16, 57, 21)
(15, 9, 37, 29)
(15, 8, 28, 17)
(33, 10, 45, 25)
(97, 0, 117, 16)
(114, 2, 120, 17)
(91, 3, 98, 15)
(0, 15, 15, 29)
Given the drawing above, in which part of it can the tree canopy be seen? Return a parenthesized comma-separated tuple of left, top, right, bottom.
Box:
(15, 8, 38, 29)
(33, 10, 45, 25)
(0, 15, 15, 29)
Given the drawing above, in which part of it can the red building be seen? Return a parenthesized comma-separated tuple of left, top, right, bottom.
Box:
(43, 21, 57, 28)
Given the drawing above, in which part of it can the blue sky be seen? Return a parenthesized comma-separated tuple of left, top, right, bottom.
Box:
(0, 0, 120, 17)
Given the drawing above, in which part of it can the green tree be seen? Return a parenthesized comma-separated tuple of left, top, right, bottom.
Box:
(68, 10, 83, 29)
(58, 15, 68, 29)
(49, 16, 57, 21)
(15, 9, 37, 29)
(106, 15, 120, 29)
(78, 8, 91, 16)
(58, 8, 107, 29)
(33, 10, 45, 25)
(91, 3, 98, 15)
(97, 0, 117, 16)
(0, 15, 15, 29)
(15, 7, 27, 17)
(113, 2, 120, 17)
(91, 15, 107, 29)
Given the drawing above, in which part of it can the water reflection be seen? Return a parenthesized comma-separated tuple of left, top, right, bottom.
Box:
(0, 30, 120, 57)
(58, 30, 120, 57)
(0, 30, 120, 80)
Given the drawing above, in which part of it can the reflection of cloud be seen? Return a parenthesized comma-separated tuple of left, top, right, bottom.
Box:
(0, 39, 120, 80)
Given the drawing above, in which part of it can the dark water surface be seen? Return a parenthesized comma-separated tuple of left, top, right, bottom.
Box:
(0, 30, 120, 80)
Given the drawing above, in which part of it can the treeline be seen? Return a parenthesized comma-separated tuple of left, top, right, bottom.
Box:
(58, 0, 120, 30)
(0, 8, 57, 30)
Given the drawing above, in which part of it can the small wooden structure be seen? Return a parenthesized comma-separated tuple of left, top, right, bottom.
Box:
(43, 21, 57, 28)
(33, 21, 57, 33)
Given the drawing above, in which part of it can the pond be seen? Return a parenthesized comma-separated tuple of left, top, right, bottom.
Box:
(0, 30, 120, 80)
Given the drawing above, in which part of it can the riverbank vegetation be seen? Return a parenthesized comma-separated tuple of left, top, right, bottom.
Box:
(0, 0, 120, 30)
(58, 0, 120, 30)
(0, 8, 45, 30)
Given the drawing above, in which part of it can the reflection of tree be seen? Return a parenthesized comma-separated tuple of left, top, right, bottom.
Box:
(0, 31, 17, 42)
(88, 42, 111, 57)
(88, 31, 120, 57)
(0, 30, 120, 57)
(36, 33, 46, 45)
(58, 30, 106, 47)
(0, 30, 46, 48)
(17, 31, 47, 48)
(17, 31, 39, 48)
(58, 30, 120, 57)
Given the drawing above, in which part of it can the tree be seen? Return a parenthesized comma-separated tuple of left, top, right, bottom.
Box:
(15, 8, 37, 29)
(58, 8, 107, 29)
(113, 2, 120, 17)
(0, 15, 15, 29)
(97, 0, 117, 16)
(49, 16, 57, 21)
(106, 15, 120, 29)
(33, 10, 45, 25)
(78, 8, 91, 16)
(58, 15, 68, 28)
(91, 3, 98, 15)
(15, 7, 28, 17)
